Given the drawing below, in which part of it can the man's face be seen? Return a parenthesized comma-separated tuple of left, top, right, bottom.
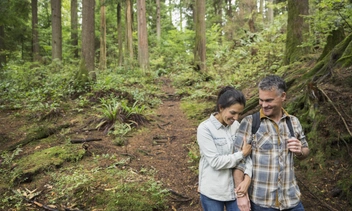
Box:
(219, 103, 244, 126)
(259, 89, 286, 119)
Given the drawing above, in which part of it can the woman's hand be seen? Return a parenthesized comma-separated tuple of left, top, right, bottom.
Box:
(236, 193, 251, 211)
(241, 136, 251, 157)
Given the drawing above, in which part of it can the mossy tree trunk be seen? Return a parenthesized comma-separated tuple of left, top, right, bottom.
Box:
(82, 0, 96, 81)
(194, 0, 206, 72)
(318, 27, 345, 62)
(284, 0, 309, 65)
(304, 33, 352, 82)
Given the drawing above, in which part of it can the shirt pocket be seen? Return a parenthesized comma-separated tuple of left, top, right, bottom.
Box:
(254, 131, 273, 151)
(213, 138, 228, 154)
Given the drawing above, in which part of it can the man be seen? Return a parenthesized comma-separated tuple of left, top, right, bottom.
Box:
(234, 75, 309, 211)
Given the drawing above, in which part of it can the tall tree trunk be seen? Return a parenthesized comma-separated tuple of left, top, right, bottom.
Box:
(117, 2, 123, 66)
(224, 0, 233, 40)
(213, 0, 223, 27)
(267, 0, 274, 23)
(71, 0, 78, 58)
(156, 0, 161, 41)
(99, 0, 107, 70)
(126, 0, 134, 64)
(32, 0, 41, 62)
(194, 0, 206, 71)
(213, 0, 223, 43)
(82, 0, 96, 80)
(179, 2, 183, 31)
(137, 0, 149, 70)
(0, 26, 5, 68)
(284, 0, 309, 65)
(259, 0, 264, 21)
(247, 0, 257, 33)
(51, 0, 62, 61)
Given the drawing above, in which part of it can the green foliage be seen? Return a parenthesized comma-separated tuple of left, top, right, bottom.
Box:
(338, 174, 352, 205)
(186, 140, 200, 173)
(97, 97, 122, 125)
(0, 62, 83, 112)
(47, 164, 169, 210)
(0, 148, 23, 188)
(305, 0, 352, 50)
(155, 29, 194, 71)
(180, 99, 213, 121)
(121, 100, 147, 118)
(111, 122, 132, 146)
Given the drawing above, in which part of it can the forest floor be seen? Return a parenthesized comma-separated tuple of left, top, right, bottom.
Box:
(0, 75, 351, 211)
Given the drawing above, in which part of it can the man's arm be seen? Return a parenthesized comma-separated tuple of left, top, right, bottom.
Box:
(295, 147, 309, 160)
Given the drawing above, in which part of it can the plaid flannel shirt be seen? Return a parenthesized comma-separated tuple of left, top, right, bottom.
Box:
(234, 109, 308, 210)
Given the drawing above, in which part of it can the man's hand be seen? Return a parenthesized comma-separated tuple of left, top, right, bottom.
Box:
(287, 137, 302, 155)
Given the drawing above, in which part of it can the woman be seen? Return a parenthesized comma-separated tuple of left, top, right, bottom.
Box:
(197, 86, 252, 211)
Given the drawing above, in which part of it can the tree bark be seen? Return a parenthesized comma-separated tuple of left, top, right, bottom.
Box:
(194, 0, 206, 71)
(32, 0, 41, 62)
(51, 0, 62, 61)
(284, 0, 309, 65)
(156, 0, 161, 41)
(267, 0, 274, 23)
(99, 0, 107, 70)
(71, 0, 78, 58)
(126, 0, 134, 64)
(117, 2, 123, 66)
(318, 27, 345, 61)
(0, 25, 5, 67)
(82, 0, 96, 79)
(224, 0, 233, 40)
(247, 0, 257, 33)
(137, 0, 149, 70)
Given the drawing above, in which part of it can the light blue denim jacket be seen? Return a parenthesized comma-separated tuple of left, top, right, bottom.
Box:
(197, 113, 252, 201)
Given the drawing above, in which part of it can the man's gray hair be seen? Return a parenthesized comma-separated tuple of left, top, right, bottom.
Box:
(258, 75, 287, 94)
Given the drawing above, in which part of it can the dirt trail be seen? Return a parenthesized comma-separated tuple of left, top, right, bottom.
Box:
(126, 77, 201, 210)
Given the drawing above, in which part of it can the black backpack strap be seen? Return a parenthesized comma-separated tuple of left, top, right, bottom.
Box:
(252, 112, 295, 138)
(286, 116, 295, 138)
(251, 112, 260, 135)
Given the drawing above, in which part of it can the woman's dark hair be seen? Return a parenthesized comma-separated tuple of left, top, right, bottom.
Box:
(215, 86, 246, 112)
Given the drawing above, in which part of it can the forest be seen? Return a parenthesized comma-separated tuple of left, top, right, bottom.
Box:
(0, 0, 352, 210)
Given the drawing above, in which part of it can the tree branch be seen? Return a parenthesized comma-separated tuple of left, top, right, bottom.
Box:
(317, 86, 352, 136)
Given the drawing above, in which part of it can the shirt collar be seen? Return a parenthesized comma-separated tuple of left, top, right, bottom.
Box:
(259, 108, 290, 120)
(210, 113, 225, 129)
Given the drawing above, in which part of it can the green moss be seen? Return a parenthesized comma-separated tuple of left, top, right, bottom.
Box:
(47, 167, 169, 211)
(180, 99, 213, 121)
(17, 145, 85, 174)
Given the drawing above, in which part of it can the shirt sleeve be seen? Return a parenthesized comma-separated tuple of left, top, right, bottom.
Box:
(290, 116, 309, 148)
(243, 156, 252, 177)
(197, 123, 244, 170)
(233, 115, 253, 173)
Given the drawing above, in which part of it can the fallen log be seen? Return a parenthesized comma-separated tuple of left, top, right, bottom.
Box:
(70, 138, 102, 144)
(6, 124, 71, 152)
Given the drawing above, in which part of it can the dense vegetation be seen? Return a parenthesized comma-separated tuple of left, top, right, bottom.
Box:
(0, 0, 352, 210)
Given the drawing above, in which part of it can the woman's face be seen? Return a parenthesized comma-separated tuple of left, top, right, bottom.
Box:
(218, 103, 244, 126)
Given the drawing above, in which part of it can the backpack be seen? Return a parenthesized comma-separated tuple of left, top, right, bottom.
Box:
(251, 112, 295, 137)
